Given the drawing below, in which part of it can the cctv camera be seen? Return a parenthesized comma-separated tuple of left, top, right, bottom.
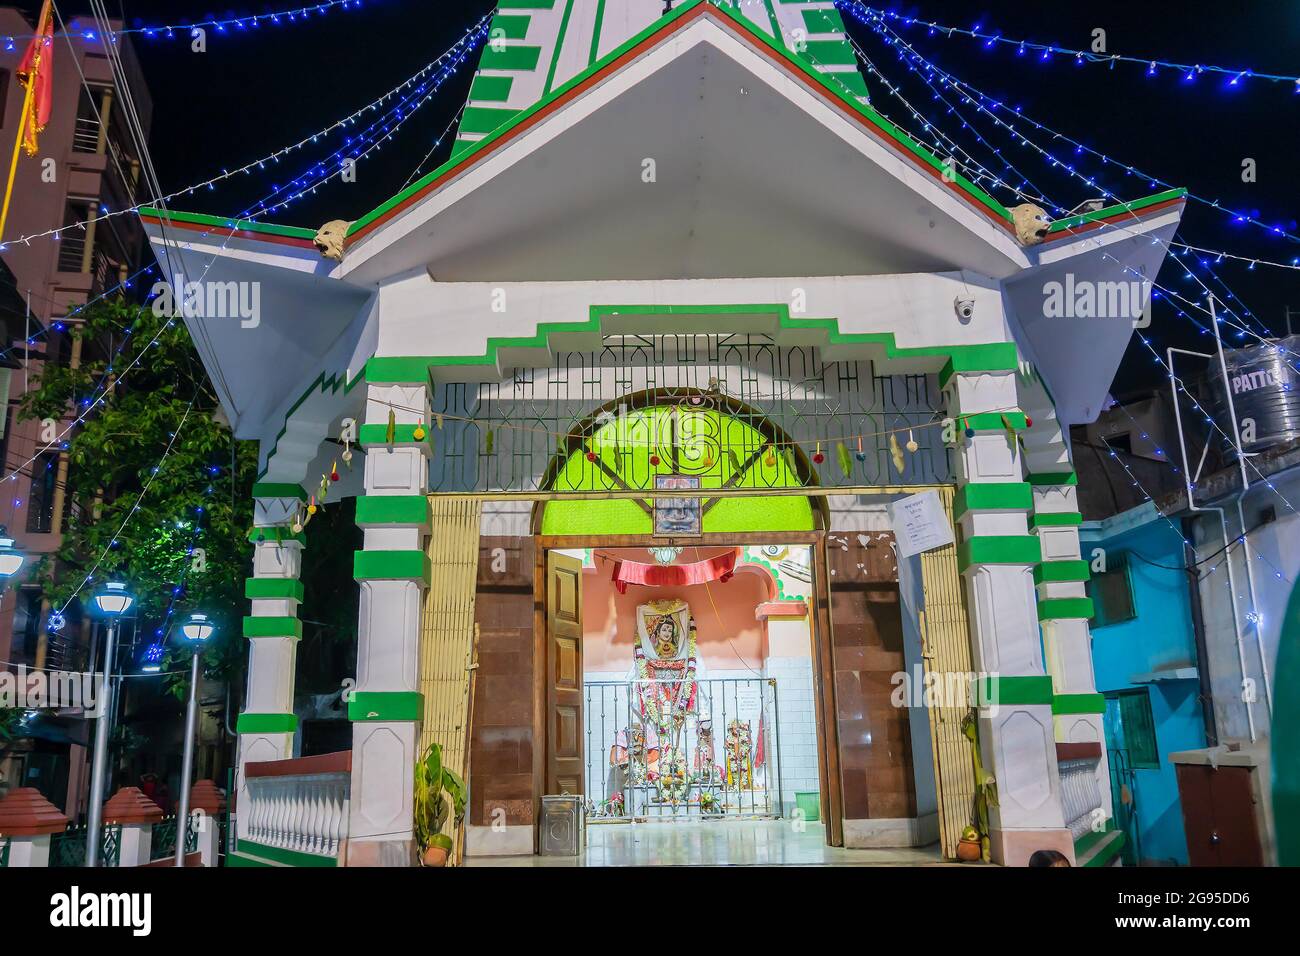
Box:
(955, 297, 975, 322)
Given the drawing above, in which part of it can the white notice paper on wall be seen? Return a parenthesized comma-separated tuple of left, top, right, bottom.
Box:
(888, 491, 955, 559)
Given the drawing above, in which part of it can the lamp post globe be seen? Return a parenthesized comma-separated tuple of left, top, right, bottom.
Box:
(0, 529, 25, 580)
(92, 581, 134, 616)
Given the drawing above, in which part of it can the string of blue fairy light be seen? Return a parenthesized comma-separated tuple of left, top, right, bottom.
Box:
(1, 0, 382, 49)
(44, 7, 492, 627)
(0, 12, 487, 489)
(841, 7, 1300, 594)
(0, 11, 491, 251)
(843, 3, 1300, 89)
(837, 1, 1300, 253)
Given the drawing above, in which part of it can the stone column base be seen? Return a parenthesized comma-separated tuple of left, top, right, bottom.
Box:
(345, 836, 417, 867)
(989, 826, 1075, 867)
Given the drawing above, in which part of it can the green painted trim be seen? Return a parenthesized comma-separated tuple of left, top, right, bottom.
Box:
(588, 0, 607, 65)
(469, 74, 515, 102)
(958, 535, 1041, 571)
(953, 482, 1032, 519)
(975, 675, 1054, 707)
(1031, 511, 1083, 529)
(256, 367, 366, 481)
(1033, 561, 1091, 585)
(355, 495, 430, 526)
(460, 106, 521, 135)
(544, 0, 578, 95)
(1080, 830, 1125, 868)
(801, 9, 845, 33)
(358, 423, 430, 447)
(236, 839, 337, 868)
(354, 550, 432, 584)
(242, 616, 303, 639)
(244, 578, 305, 601)
(1038, 597, 1096, 621)
(251, 482, 306, 501)
(236, 713, 298, 734)
(938, 344, 1021, 389)
(1028, 471, 1078, 486)
(478, 45, 542, 71)
(348, 691, 424, 722)
(961, 411, 1028, 432)
(497, 0, 555, 7)
(226, 852, 273, 867)
(1052, 692, 1107, 715)
(366, 303, 1018, 384)
(248, 527, 306, 546)
(136, 207, 317, 240)
(489, 14, 531, 40)
(803, 38, 857, 66)
(350, 0, 1016, 242)
(1048, 188, 1187, 234)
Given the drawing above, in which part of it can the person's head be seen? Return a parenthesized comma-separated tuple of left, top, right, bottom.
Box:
(1028, 849, 1071, 868)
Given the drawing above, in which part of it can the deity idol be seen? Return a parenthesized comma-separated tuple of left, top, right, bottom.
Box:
(724, 719, 754, 790)
(633, 599, 705, 745)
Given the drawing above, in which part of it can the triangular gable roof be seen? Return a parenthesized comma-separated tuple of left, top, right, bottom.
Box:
(142, 0, 1183, 285)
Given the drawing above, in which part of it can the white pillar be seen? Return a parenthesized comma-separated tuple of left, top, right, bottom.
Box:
(235, 486, 307, 845)
(115, 824, 153, 867)
(346, 383, 433, 866)
(946, 364, 1073, 865)
(5, 834, 53, 867)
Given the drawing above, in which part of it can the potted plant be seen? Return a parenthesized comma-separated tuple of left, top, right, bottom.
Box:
(414, 742, 466, 867)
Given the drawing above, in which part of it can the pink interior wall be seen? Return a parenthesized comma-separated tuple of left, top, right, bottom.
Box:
(583, 549, 769, 673)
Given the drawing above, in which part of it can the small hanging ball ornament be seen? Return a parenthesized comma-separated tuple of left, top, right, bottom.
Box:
(906, 438, 919, 453)
(649, 454, 661, 466)
(1024, 416, 1033, 428)
(855, 436, 866, 463)
(413, 420, 427, 441)
(292, 519, 304, 534)
(586, 451, 598, 463)
(342, 448, 353, 464)
(330, 460, 340, 482)
(964, 427, 976, 439)
(307, 496, 318, 516)
(812, 443, 825, 465)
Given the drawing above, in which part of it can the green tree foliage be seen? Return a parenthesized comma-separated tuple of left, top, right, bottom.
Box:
(18, 297, 257, 694)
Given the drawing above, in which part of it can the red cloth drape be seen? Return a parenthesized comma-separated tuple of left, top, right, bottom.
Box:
(609, 550, 737, 594)
(17, 12, 54, 157)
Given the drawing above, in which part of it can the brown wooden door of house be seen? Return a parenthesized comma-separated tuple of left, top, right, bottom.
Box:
(545, 551, 584, 795)
(1176, 764, 1265, 866)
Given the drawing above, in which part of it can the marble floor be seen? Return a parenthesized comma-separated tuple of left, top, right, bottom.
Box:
(464, 820, 949, 867)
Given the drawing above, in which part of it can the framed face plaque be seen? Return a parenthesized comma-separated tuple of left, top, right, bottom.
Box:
(653, 475, 701, 537)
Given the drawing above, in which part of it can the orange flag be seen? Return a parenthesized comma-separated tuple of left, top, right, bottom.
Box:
(16, 10, 55, 157)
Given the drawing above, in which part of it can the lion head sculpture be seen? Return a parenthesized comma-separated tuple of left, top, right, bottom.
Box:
(313, 220, 353, 261)
(1010, 203, 1051, 246)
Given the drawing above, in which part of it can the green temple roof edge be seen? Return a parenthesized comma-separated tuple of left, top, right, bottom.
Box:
(365, 303, 1021, 383)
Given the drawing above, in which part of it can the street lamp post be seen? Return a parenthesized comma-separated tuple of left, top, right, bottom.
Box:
(86, 581, 133, 868)
(174, 612, 216, 866)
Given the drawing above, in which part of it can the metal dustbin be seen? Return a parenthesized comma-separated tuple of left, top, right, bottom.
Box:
(540, 794, 585, 856)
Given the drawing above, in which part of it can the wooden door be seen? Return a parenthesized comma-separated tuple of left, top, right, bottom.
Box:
(545, 551, 584, 795)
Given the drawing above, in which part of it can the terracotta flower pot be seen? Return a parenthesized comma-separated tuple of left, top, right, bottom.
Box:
(956, 838, 982, 862)
(422, 845, 449, 867)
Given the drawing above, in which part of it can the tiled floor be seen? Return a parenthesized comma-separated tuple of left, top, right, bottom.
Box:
(464, 820, 949, 866)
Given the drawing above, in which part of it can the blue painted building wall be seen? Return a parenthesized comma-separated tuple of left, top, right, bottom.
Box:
(1081, 503, 1207, 865)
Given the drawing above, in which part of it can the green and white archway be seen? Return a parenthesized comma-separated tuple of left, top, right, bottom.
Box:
(537, 391, 824, 536)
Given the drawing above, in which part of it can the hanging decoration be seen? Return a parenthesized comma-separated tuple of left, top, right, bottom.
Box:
(836, 441, 853, 478)
(610, 549, 738, 594)
(889, 432, 906, 475)
(812, 442, 825, 465)
(385, 409, 396, 445)
(855, 435, 867, 462)
(906, 429, 919, 453)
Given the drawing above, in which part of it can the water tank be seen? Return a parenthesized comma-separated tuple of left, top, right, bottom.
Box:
(1207, 336, 1300, 456)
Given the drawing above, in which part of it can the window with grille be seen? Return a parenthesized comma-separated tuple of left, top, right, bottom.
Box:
(26, 451, 59, 534)
(1106, 688, 1159, 769)
(1087, 552, 1136, 628)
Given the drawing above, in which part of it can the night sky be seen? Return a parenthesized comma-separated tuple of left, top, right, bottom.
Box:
(42, 1, 1300, 394)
